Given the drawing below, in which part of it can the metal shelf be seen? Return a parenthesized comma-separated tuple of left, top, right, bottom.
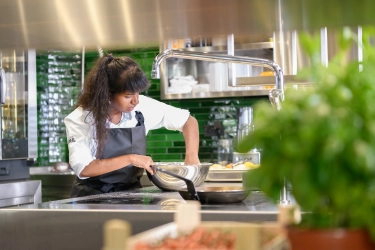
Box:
(160, 76, 313, 100)
(161, 88, 271, 100)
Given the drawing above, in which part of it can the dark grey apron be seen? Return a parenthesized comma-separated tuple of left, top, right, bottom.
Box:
(70, 111, 146, 197)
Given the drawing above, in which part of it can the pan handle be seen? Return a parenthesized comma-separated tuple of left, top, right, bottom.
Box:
(151, 166, 200, 201)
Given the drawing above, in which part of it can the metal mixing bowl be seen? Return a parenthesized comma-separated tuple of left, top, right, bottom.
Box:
(147, 162, 211, 191)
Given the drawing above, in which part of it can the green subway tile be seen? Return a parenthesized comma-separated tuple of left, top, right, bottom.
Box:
(137, 58, 149, 65)
(198, 127, 206, 134)
(148, 129, 178, 135)
(151, 154, 183, 161)
(167, 148, 185, 153)
(129, 53, 147, 59)
(146, 148, 167, 154)
(200, 100, 227, 107)
(194, 114, 209, 121)
(198, 153, 214, 160)
(187, 108, 210, 114)
(153, 159, 182, 163)
(198, 147, 215, 153)
(168, 101, 181, 107)
(147, 85, 159, 92)
(150, 78, 160, 83)
(145, 52, 159, 58)
(166, 134, 184, 141)
(146, 141, 173, 147)
(146, 135, 166, 141)
(173, 141, 185, 147)
(141, 63, 153, 70)
(146, 89, 161, 97)
(179, 101, 201, 108)
(148, 84, 159, 91)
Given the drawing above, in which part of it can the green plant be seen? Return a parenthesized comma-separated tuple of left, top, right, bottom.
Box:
(239, 27, 375, 238)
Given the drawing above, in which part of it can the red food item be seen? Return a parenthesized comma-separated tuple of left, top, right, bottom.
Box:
(134, 227, 237, 250)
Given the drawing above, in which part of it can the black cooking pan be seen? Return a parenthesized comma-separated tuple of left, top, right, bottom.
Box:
(152, 166, 251, 204)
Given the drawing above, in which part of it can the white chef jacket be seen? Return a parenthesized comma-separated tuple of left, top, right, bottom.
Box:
(64, 95, 190, 179)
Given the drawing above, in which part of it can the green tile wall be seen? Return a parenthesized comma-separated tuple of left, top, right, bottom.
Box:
(36, 47, 267, 166)
(35, 51, 82, 166)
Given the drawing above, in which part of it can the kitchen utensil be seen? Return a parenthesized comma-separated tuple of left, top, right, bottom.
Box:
(152, 166, 200, 201)
(147, 162, 211, 191)
(151, 166, 251, 204)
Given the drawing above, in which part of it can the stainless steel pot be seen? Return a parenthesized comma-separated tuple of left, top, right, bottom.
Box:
(147, 162, 211, 191)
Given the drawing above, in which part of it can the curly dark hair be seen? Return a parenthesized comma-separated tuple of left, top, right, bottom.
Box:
(77, 54, 150, 158)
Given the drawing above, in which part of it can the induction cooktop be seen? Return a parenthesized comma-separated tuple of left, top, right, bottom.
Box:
(69, 196, 160, 205)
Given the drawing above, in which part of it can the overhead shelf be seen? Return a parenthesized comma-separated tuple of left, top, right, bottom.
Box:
(160, 76, 313, 100)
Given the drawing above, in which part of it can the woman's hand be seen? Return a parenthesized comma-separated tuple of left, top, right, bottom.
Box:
(184, 153, 200, 165)
(130, 154, 155, 175)
(80, 154, 155, 178)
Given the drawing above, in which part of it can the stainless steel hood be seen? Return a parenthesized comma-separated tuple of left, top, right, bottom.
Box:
(0, 0, 276, 50)
(2, 0, 374, 50)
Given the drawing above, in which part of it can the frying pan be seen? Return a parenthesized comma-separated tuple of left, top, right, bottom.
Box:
(152, 166, 251, 204)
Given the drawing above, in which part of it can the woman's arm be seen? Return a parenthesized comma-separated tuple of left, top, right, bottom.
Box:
(65, 107, 156, 178)
(80, 154, 155, 177)
(182, 115, 200, 165)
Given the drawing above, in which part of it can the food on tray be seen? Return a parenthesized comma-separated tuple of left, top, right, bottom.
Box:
(232, 164, 249, 170)
(210, 162, 260, 170)
(209, 164, 224, 169)
(244, 161, 260, 169)
(134, 227, 236, 250)
(225, 163, 233, 169)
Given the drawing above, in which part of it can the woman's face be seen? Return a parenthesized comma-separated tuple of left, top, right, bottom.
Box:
(110, 92, 139, 113)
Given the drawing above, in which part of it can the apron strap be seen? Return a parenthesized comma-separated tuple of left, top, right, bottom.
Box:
(135, 111, 144, 127)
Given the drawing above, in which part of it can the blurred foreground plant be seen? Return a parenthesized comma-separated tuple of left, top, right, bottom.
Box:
(239, 26, 375, 238)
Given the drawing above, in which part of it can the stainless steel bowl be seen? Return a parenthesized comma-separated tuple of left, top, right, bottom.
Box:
(147, 162, 211, 191)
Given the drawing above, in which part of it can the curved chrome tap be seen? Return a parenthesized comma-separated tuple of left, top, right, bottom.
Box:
(151, 49, 284, 108)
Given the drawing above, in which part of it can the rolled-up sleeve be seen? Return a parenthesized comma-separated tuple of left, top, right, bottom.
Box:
(64, 108, 95, 179)
(138, 95, 190, 133)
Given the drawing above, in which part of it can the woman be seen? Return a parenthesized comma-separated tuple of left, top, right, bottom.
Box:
(64, 54, 200, 197)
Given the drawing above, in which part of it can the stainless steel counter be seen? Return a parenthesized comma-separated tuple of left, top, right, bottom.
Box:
(29, 166, 154, 202)
(0, 182, 285, 250)
(36, 183, 277, 212)
(0, 180, 42, 208)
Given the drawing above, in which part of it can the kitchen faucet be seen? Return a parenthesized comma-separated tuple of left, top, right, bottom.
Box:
(151, 49, 284, 110)
(151, 49, 289, 205)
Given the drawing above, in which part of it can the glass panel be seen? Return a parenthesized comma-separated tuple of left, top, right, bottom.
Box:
(0, 50, 28, 159)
